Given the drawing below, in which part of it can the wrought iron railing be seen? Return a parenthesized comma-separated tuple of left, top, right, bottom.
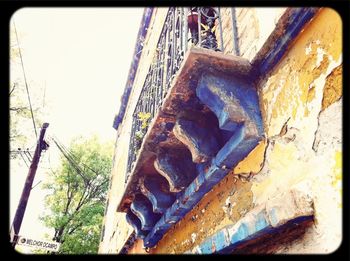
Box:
(126, 7, 226, 183)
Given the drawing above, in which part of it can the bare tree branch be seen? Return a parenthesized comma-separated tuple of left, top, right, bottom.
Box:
(9, 83, 17, 96)
(10, 106, 28, 112)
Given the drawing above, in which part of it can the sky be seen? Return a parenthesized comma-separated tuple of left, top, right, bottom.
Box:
(10, 7, 144, 252)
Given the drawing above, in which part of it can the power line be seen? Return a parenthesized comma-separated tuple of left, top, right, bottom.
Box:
(13, 19, 38, 140)
(23, 150, 32, 162)
(50, 135, 100, 176)
(10, 149, 35, 168)
(31, 180, 42, 190)
(50, 136, 89, 183)
(46, 145, 57, 176)
(48, 134, 104, 194)
(19, 151, 30, 168)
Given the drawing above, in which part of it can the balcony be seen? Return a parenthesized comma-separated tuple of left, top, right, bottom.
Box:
(117, 7, 264, 248)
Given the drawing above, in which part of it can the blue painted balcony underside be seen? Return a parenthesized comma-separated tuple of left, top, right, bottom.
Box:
(140, 175, 176, 214)
(120, 7, 318, 252)
(174, 110, 222, 163)
(130, 194, 161, 231)
(126, 210, 149, 239)
(154, 148, 198, 193)
(141, 72, 263, 248)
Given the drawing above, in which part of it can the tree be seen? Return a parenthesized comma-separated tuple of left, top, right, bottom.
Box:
(41, 135, 113, 254)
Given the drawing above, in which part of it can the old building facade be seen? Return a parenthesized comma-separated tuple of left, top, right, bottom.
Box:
(99, 7, 342, 254)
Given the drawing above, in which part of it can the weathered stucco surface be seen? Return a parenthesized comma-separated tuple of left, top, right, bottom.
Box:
(101, 7, 342, 254)
(144, 8, 342, 254)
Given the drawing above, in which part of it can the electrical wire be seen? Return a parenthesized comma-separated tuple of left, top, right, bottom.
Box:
(10, 150, 32, 168)
(50, 135, 100, 176)
(19, 151, 30, 168)
(52, 137, 88, 182)
(27, 150, 33, 160)
(23, 150, 32, 163)
(13, 19, 38, 140)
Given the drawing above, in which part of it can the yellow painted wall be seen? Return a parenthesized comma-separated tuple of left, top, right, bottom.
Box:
(145, 8, 342, 254)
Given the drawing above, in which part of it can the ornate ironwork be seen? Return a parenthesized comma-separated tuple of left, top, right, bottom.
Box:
(126, 7, 225, 183)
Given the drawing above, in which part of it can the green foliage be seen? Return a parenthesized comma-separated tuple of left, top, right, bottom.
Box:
(135, 131, 144, 141)
(137, 111, 151, 130)
(41, 135, 113, 254)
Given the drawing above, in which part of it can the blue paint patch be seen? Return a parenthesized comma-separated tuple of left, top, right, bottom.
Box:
(144, 216, 173, 247)
(196, 162, 210, 179)
(254, 211, 269, 232)
(195, 213, 313, 254)
(181, 168, 211, 208)
(268, 207, 278, 226)
(164, 200, 187, 222)
(142, 161, 231, 248)
(211, 230, 228, 252)
(238, 87, 264, 136)
(230, 223, 250, 244)
(219, 129, 235, 146)
(198, 237, 213, 254)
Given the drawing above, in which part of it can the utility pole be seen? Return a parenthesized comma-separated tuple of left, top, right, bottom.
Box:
(10, 122, 49, 248)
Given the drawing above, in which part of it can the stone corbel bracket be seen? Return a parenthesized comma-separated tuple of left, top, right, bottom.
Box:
(117, 47, 264, 248)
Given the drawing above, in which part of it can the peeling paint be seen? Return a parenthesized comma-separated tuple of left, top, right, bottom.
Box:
(149, 8, 341, 254)
(232, 139, 267, 176)
(191, 233, 197, 243)
(315, 47, 326, 67)
(107, 8, 342, 255)
(305, 44, 312, 55)
(260, 9, 342, 141)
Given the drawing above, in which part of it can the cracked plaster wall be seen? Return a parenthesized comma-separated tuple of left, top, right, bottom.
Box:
(143, 8, 342, 254)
